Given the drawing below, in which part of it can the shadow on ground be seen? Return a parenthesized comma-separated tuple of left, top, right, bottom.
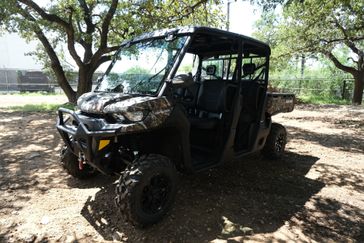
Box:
(287, 125, 364, 154)
(285, 115, 364, 131)
(291, 196, 364, 242)
(2, 109, 363, 242)
(314, 164, 364, 193)
(80, 151, 347, 242)
(0, 111, 64, 214)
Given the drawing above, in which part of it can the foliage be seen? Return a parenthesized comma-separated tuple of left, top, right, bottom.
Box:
(298, 94, 351, 105)
(8, 91, 59, 96)
(123, 66, 150, 75)
(253, 0, 364, 104)
(0, 0, 224, 103)
(248, 0, 288, 11)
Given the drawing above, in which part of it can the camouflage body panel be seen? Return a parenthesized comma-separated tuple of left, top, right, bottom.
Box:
(266, 93, 295, 116)
(105, 96, 172, 133)
(77, 92, 172, 133)
(103, 96, 171, 113)
(116, 106, 172, 133)
(77, 92, 132, 114)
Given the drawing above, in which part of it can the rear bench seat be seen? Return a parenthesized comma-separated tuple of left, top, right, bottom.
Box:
(189, 79, 227, 130)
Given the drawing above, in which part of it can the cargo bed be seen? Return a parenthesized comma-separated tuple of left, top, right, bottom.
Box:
(266, 93, 295, 116)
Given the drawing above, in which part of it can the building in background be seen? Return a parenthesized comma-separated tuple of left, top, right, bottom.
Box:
(0, 68, 55, 92)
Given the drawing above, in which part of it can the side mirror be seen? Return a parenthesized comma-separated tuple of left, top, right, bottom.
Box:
(171, 73, 193, 88)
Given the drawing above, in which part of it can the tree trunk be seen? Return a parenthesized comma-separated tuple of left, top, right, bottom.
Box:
(51, 64, 76, 103)
(76, 65, 94, 100)
(352, 72, 364, 105)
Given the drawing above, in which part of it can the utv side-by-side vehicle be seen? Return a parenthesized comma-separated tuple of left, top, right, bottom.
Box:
(57, 26, 295, 227)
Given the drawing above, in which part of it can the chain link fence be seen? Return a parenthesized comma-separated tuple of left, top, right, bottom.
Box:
(1, 68, 362, 102)
(0, 69, 57, 93)
(270, 78, 357, 101)
(0, 69, 90, 94)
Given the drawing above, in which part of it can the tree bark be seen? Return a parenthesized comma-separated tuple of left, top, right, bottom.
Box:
(77, 65, 93, 99)
(352, 72, 364, 105)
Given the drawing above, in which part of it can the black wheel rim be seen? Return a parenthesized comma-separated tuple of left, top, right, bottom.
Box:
(141, 175, 171, 215)
(275, 133, 285, 153)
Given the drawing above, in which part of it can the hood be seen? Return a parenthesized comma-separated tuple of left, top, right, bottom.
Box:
(77, 92, 171, 114)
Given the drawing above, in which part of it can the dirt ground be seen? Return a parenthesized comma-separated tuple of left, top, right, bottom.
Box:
(0, 94, 67, 107)
(0, 104, 363, 243)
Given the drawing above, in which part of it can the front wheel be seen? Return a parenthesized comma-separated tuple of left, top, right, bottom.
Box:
(60, 146, 97, 179)
(262, 123, 287, 159)
(114, 154, 177, 227)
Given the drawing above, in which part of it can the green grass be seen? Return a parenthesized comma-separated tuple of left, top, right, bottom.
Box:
(5, 103, 75, 112)
(298, 95, 351, 105)
(5, 91, 60, 96)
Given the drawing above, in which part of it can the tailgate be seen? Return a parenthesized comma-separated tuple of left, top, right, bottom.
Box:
(266, 92, 295, 116)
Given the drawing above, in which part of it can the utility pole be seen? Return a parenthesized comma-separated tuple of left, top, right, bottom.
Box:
(301, 54, 305, 78)
(226, 0, 236, 31)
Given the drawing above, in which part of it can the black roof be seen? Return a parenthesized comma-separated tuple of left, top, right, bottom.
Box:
(129, 26, 270, 56)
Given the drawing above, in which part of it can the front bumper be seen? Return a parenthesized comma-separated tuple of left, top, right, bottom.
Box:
(56, 108, 120, 174)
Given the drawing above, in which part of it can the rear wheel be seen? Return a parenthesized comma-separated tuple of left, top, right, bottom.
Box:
(60, 146, 97, 179)
(114, 154, 177, 227)
(262, 123, 287, 159)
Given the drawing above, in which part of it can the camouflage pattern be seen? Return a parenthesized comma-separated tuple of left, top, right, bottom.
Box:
(266, 93, 295, 116)
(77, 92, 172, 133)
(116, 105, 172, 133)
(77, 92, 132, 114)
(103, 96, 171, 113)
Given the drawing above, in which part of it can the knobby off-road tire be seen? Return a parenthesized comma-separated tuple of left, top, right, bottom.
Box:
(115, 154, 177, 227)
(262, 123, 287, 159)
(60, 146, 97, 179)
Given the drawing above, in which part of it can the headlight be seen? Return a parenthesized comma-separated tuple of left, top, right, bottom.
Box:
(112, 111, 147, 122)
(123, 111, 146, 122)
(112, 113, 125, 122)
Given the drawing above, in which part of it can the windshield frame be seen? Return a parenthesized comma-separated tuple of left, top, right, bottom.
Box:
(95, 34, 191, 96)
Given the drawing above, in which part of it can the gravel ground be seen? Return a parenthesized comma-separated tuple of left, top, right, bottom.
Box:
(0, 104, 363, 242)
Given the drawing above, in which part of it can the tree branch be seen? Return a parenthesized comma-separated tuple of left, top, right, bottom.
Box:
(18, 0, 69, 29)
(90, 0, 118, 67)
(99, 0, 118, 49)
(65, 10, 83, 67)
(91, 45, 120, 70)
(344, 40, 364, 58)
(319, 36, 364, 45)
(75, 0, 95, 63)
(181, 0, 208, 18)
(105, 45, 120, 53)
(92, 55, 113, 73)
(77, 0, 95, 34)
(358, 56, 364, 71)
(15, 3, 76, 101)
(333, 16, 364, 57)
(347, 57, 358, 65)
(323, 50, 357, 75)
(167, 0, 208, 22)
(18, 0, 84, 67)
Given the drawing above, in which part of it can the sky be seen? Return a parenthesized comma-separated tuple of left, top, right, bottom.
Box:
(0, 1, 261, 70)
